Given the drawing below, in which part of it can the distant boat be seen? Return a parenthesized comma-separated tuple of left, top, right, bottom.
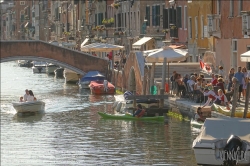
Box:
(18, 60, 33, 67)
(78, 71, 105, 89)
(89, 80, 115, 95)
(54, 67, 64, 78)
(63, 68, 81, 83)
(32, 61, 47, 73)
(12, 101, 45, 113)
(46, 63, 59, 74)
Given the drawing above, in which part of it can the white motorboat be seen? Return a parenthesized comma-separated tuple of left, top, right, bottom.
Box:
(32, 61, 47, 73)
(192, 118, 250, 166)
(63, 68, 81, 83)
(78, 71, 105, 89)
(54, 67, 64, 77)
(12, 101, 45, 113)
(18, 60, 33, 67)
(46, 63, 59, 74)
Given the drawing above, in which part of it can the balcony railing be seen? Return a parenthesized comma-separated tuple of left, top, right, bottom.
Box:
(207, 14, 221, 38)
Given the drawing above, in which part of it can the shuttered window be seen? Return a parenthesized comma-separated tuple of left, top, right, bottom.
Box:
(98, 13, 103, 25)
(156, 5, 160, 26)
(170, 28, 178, 38)
(169, 8, 173, 24)
(163, 9, 169, 29)
(176, 7, 182, 28)
(173, 8, 176, 25)
(21, 14, 24, 22)
(152, 6, 156, 26)
(55, 7, 59, 20)
(146, 6, 150, 26)
(117, 13, 121, 31)
(95, 14, 97, 26)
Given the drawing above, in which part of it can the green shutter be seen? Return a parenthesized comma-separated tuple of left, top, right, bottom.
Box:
(156, 5, 160, 26)
(21, 14, 24, 22)
(176, 7, 182, 28)
(95, 14, 97, 26)
(146, 6, 150, 26)
(163, 9, 168, 29)
(169, 8, 173, 24)
(55, 7, 59, 20)
(173, 8, 176, 25)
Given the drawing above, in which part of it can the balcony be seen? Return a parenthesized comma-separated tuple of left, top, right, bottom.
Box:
(207, 14, 221, 38)
(241, 11, 250, 36)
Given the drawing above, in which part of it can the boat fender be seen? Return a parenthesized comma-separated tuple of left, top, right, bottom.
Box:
(223, 135, 243, 165)
(112, 102, 118, 109)
(116, 102, 122, 112)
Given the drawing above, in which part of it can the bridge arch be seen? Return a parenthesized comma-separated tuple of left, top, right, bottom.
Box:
(0, 40, 109, 75)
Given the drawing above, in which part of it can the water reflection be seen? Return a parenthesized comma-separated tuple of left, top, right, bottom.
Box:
(12, 111, 45, 123)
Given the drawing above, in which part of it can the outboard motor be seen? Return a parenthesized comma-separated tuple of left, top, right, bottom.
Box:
(223, 135, 243, 166)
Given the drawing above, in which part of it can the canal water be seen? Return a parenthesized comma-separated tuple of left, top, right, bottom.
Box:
(1, 62, 200, 166)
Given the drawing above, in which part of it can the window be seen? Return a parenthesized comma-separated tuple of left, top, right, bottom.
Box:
(20, 1, 25, 5)
(163, 8, 169, 29)
(239, 0, 243, 15)
(201, 15, 204, 38)
(232, 40, 237, 51)
(229, 0, 234, 17)
(195, 16, 198, 38)
(184, 6, 187, 30)
(156, 5, 160, 26)
(188, 17, 192, 39)
(146, 6, 150, 26)
(176, 6, 182, 28)
(217, 0, 221, 14)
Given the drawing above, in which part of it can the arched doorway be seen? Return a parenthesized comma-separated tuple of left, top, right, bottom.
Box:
(128, 67, 136, 92)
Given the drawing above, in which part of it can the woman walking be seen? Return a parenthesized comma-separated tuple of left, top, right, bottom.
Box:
(227, 68, 235, 92)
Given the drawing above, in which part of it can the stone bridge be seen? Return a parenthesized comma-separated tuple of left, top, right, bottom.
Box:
(0, 40, 108, 75)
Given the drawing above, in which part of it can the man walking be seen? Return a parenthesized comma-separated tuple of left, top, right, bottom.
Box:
(234, 67, 245, 101)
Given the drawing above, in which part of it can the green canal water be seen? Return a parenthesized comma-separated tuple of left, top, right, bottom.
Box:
(1, 62, 200, 165)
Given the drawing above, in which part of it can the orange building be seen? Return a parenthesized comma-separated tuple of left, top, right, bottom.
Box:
(212, 0, 250, 73)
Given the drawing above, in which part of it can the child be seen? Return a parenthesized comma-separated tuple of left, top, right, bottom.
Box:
(195, 107, 205, 122)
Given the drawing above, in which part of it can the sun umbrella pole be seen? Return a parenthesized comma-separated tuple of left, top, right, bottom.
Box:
(111, 50, 114, 85)
(161, 57, 167, 89)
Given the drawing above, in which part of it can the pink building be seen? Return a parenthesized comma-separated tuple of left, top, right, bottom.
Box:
(212, 0, 250, 73)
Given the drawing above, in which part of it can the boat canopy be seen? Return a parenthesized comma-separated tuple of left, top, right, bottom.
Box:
(198, 118, 250, 143)
(80, 71, 105, 82)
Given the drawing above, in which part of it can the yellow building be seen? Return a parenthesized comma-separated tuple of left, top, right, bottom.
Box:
(187, 0, 214, 62)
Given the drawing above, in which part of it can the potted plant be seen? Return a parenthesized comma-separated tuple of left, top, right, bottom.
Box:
(92, 27, 97, 31)
(113, 31, 119, 36)
(162, 29, 169, 34)
(96, 26, 101, 30)
(112, 3, 120, 9)
(119, 31, 124, 35)
(102, 19, 108, 25)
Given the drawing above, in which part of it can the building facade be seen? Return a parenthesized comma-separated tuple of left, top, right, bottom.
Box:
(187, 0, 215, 62)
(212, 0, 250, 73)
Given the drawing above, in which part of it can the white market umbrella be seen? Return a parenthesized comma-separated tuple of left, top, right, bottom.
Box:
(81, 43, 124, 52)
(146, 47, 188, 91)
(240, 50, 250, 62)
(146, 47, 188, 63)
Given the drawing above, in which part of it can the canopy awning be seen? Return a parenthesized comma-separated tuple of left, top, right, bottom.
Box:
(146, 47, 188, 63)
(81, 38, 89, 48)
(240, 50, 250, 62)
(132, 37, 152, 49)
(81, 43, 124, 52)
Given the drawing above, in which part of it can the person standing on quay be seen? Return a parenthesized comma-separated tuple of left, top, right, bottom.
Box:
(234, 67, 245, 101)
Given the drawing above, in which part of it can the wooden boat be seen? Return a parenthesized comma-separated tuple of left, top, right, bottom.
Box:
(192, 118, 250, 165)
(98, 112, 164, 121)
(78, 71, 105, 89)
(12, 101, 45, 113)
(212, 104, 250, 118)
(190, 119, 203, 129)
(89, 81, 115, 95)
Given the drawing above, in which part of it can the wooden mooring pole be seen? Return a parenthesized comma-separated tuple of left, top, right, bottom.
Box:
(243, 82, 250, 118)
(231, 81, 239, 117)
